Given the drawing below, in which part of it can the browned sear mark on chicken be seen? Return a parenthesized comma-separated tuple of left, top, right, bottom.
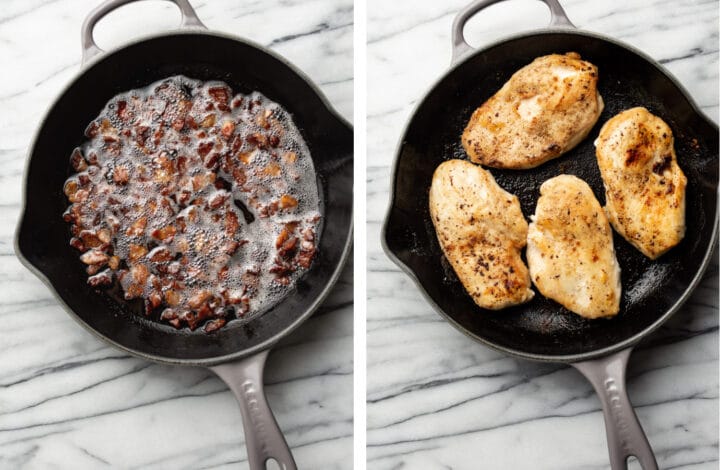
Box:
(652, 155, 672, 175)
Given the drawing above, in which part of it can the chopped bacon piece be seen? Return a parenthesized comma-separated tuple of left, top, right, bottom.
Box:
(64, 77, 320, 333)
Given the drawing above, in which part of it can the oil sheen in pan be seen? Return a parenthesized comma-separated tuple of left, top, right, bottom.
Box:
(64, 75, 321, 332)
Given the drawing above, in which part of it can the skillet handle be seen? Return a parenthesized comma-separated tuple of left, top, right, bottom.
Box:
(81, 0, 206, 65)
(210, 350, 297, 470)
(572, 348, 658, 470)
(451, 0, 575, 64)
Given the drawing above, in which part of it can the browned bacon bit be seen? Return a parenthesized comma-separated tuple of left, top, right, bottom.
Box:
(97, 228, 112, 243)
(164, 289, 181, 306)
(64, 180, 79, 199)
(258, 200, 279, 218)
(283, 151, 297, 164)
(204, 318, 226, 333)
(208, 86, 230, 111)
(148, 246, 173, 262)
(161, 308, 177, 321)
(64, 76, 320, 332)
(203, 152, 220, 170)
(256, 109, 272, 129)
(275, 227, 290, 248)
(232, 167, 246, 186)
(88, 270, 113, 287)
(70, 237, 85, 251)
(188, 290, 213, 309)
(85, 153, 98, 167)
(75, 189, 90, 204)
(85, 121, 99, 138)
(200, 114, 216, 128)
(217, 265, 230, 280)
(297, 246, 316, 269)
(223, 240, 240, 255)
(265, 162, 283, 177)
(151, 225, 176, 242)
(296, 227, 316, 269)
(186, 116, 199, 130)
(80, 249, 109, 266)
(79, 230, 103, 249)
(70, 148, 88, 171)
(147, 290, 163, 311)
(126, 217, 147, 236)
(208, 86, 229, 103)
(131, 264, 149, 284)
(278, 194, 298, 210)
(128, 244, 148, 261)
(269, 261, 292, 277)
(86, 264, 103, 276)
(278, 237, 298, 259)
(221, 120, 235, 138)
(172, 112, 189, 132)
(247, 132, 268, 149)
(225, 211, 240, 235)
(197, 141, 214, 157)
(185, 307, 212, 330)
(208, 191, 229, 209)
(113, 166, 129, 184)
(117, 100, 130, 121)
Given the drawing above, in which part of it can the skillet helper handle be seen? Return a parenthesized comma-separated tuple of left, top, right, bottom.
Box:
(81, 0, 206, 65)
(572, 348, 658, 470)
(211, 350, 297, 470)
(451, 0, 575, 64)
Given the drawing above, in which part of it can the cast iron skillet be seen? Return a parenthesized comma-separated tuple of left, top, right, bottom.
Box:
(382, 0, 718, 468)
(14, 1, 353, 469)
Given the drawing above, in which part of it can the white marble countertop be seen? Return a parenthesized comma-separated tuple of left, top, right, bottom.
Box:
(367, 0, 718, 469)
(0, 1, 352, 468)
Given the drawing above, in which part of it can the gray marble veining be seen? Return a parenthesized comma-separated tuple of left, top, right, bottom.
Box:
(367, 0, 718, 469)
(0, 1, 352, 468)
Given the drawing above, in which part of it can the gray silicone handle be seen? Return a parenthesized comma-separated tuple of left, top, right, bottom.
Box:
(572, 348, 659, 470)
(451, 0, 576, 64)
(81, 0, 206, 65)
(211, 350, 297, 470)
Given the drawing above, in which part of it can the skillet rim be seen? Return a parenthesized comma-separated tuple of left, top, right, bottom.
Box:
(381, 27, 719, 363)
(14, 28, 354, 367)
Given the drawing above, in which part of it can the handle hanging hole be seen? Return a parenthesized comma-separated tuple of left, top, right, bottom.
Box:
(462, 0, 550, 48)
(626, 455, 642, 470)
(91, 1, 180, 52)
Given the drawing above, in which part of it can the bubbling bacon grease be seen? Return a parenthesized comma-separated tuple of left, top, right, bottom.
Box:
(63, 76, 321, 332)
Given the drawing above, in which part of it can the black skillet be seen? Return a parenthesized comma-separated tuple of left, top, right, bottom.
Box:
(14, 1, 353, 468)
(382, 0, 718, 468)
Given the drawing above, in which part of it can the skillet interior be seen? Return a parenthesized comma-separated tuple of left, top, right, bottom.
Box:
(384, 31, 718, 359)
(16, 33, 353, 363)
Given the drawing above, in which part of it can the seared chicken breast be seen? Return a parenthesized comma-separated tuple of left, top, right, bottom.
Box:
(462, 52, 604, 169)
(429, 159, 534, 309)
(527, 175, 621, 319)
(595, 107, 686, 259)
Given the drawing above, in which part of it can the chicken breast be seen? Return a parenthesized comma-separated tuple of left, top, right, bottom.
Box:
(595, 107, 686, 259)
(527, 175, 620, 319)
(462, 52, 604, 169)
(429, 159, 534, 309)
